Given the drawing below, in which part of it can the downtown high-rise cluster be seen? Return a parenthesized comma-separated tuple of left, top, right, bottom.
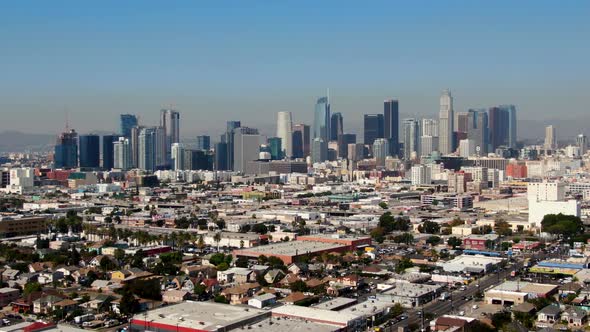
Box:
(52, 90, 520, 174)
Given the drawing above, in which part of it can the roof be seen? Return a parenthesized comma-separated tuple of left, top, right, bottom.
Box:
(281, 292, 310, 304)
(251, 293, 276, 302)
(539, 305, 561, 315)
(512, 302, 536, 313)
(234, 241, 346, 257)
(130, 301, 269, 331)
(271, 305, 359, 326)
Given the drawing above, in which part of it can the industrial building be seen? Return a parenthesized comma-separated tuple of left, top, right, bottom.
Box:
(484, 281, 558, 306)
(233, 240, 347, 264)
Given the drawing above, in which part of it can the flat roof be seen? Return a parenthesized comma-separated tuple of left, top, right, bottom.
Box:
(312, 297, 357, 310)
(131, 301, 269, 331)
(250, 317, 338, 332)
(491, 281, 558, 295)
(235, 241, 345, 257)
(271, 305, 359, 326)
(381, 282, 442, 297)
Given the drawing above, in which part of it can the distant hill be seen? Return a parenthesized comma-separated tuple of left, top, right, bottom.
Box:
(0, 131, 54, 153)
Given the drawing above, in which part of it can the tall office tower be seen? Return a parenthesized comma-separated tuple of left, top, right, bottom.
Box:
(120, 114, 138, 138)
(421, 118, 439, 137)
(130, 126, 143, 168)
(330, 112, 343, 141)
(455, 112, 469, 134)
(138, 127, 158, 172)
(313, 97, 330, 159)
(102, 135, 117, 170)
(160, 108, 180, 161)
(268, 137, 283, 160)
(410, 164, 431, 185)
(155, 126, 166, 168)
(338, 133, 356, 159)
(113, 137, 131, 170)
(488, 107, 510, 150)
(214, 142, 228, 171)
(54, 129, 78, 169)
(544, 125, 557, 150)
(402, 119, 420, 160)
(420, 136, 439, 156)
(233, 127, 260, 172)
(78, 134, 100, 169)
(292, 124, 310, 158)
(499, 104, 517, 148)
(364, 114, 384, 145)
(373, 138, 389, 167)
(384, 99, 399, 156)
(438, 89, 454, 155)
(171, 143, 185, 171)
(459, 139, 476, 158)
(224, 121, 241, 170)
(311, 138, 327, 164)
(196, 135, 211, 151)
(577, 134, 588, 155)
(183, 150, 213, 171)
(466, 109, 489, 155)
(276, 112, 293, 158)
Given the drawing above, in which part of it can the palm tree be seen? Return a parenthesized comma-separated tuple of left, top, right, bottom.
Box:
(213, 232, 221, 252)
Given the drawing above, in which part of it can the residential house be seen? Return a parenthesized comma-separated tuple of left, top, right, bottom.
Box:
(217, 268, 254, 284)
(33, 295, 64, 314)
(280, 292, 312, 305)
(81, 295, 115, 313)
(52, 299, 79, 314)
(110, 270, 132, 281)
(162, 290, 190, 303)
(1, 269, 20, 281)
(561, 307, 587, 327)
(264, 269, 285, 284)
(38, 270, 64, 285)
(91, 280, 113, 291)
(248, 293, 277, 309)
(220, 283, 260, 305)
(537, 305, 561, 326)
(287, 263, 308, 275)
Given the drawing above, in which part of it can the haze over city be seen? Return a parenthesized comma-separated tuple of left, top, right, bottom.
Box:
(1, 1, 589, 139)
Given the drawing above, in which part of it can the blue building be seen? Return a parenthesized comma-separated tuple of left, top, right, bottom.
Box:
(268, 137, 283, 160)
(54, 129, 78, 169)
(120, 114, 138, 138)
(196, 135, 211, 151)
(102, 135, 118, 170)
(79, 135, 101, 169)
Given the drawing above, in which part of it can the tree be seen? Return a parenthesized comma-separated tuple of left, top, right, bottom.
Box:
(214, 295, 229, 304)
(119, 288, 139, 315)
(418, 220, 440, 234)
(541, 214, 584, 239)
(426, 236, 441, 246)
(252, 223, 269, 234)
(378, 202, 388, 209)
(378, 212, 410, 233)
(114, 248, 126, 264)
(370, 227, 385, 244)
(494, 219, 513, 236)
(197, 235, 205, 249)
(395, 258, 414, 274)
(392, 233, 414, 245)
(193, 283, 207, 296)
(290, 280, 309, 292)
(235, 256, 249, 268)
(213, 232, 222, 251)
(215, 219, 226, 230)
(23, 282, 42, 295)
(447, 236, 462, 249)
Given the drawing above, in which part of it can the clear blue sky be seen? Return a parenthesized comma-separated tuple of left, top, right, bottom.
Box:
(1, 1, 588, 139)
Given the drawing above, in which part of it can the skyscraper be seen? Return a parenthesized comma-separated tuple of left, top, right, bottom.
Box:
(224, 120, 241, 170)
(54, 129, 78, 169)
(113, 137, 131, 170)
(233, 127, 260, 172)
(337, 133, 356, 159)
(363, 114, 384, 145)
(500, 104, 517, 148)
(544, 125, 556, 150)
(330, 112, 343, 141)
(138, 127, 158, 172)
(120, 114, 138, 138)
(373, 138, 389, 167)
(421, 118, 439, 137)
(313, 97, 330, 161)
(384, 99, 399, 156)
(130, 126, 143, 169)
(79, 134, 100, 169)
(466, 109, 489, 155)
(311, 138, 327, 164)
(488, 106, 510, 150)
(402, 118, 419, 160)
(577, 134, 588, 155)
(102, 135, 117, 170)
(160, 108, 180, 161)
(214, 142, 228, 171)
(292, 124, 310, 158)
(438, 89, 454, 155)
(268, 137, 283, 160)
(171, 143, 185, 171)
(276, 112, 293, 158)
(196, 135, 211, 151)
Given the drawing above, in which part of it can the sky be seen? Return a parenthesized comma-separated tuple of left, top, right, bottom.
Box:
(0, 1, 589, 139)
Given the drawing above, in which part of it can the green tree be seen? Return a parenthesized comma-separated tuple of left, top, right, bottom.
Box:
(541, 213, 584, 239)
(418, 220, 440, 234)
(290, 280, 309, 292)
(214, 295, 229, 304)
(252, 223, 269, 234)
(100, 256, 116, 272)
(426, 236, 441, 246)
(378, 202, 388, 209)
(447, 236, 462, 249)
(494, 219, 513, 236)
(23, 282, 42, 295)
(119, 288, 139, 315)
(395, 258, 414, 274)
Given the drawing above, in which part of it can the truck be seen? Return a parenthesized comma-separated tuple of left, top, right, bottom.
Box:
(74, 314, 95, 325)
(439, 292, 450, 301)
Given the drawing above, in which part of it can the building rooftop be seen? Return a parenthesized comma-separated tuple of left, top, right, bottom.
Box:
(312, 297, 358, 310)
(131, 301, 269, 331)
(381, 282, 442, 298)
(234, 241, 345, 257)
(490, 281, 558, 295)
(271, 305, 358, 327)
(251, 317, 338, 332)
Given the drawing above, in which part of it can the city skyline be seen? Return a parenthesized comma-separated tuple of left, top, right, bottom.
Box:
(0, 1, 588, 137)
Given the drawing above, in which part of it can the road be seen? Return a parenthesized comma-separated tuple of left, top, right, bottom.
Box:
(381, 249, 551, 332)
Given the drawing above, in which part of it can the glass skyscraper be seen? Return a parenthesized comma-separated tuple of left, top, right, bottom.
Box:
(120, 114, 138, 138)
(196, 135, 211, 151)
(363, 114, 384, 145)
(313, 97, 330, 162)
(102, 135, 118, 170)
(268, 137, 283, 160)
(79, 135, 101, 169)
(384, 99, 399, 156)
(54, 129, 78, 169)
